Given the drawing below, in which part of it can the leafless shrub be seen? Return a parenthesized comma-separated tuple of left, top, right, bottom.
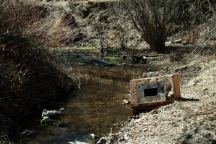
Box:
(95, 22, 107, 58)
(117, 0, 216, 52)
(0, 0, 49, 34)
(188, 0, 216, 54)
(119, 0, 183, 52)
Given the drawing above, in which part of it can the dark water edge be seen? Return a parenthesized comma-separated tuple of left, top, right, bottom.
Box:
(16, 65, 147, 144)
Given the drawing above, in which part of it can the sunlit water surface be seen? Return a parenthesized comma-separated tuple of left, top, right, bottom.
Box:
(17, 64, 147, 144)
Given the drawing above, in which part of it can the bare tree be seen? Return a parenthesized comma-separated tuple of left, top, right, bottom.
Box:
(121, 0, 181, 52)
(95, 21, 107, 59)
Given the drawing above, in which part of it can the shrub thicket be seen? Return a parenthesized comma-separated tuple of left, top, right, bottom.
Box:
(121, 0, 180, 52)
(121, 0, 216, 52)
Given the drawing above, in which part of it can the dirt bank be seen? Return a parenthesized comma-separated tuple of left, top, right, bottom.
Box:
(0, 1, 75, 142)
(101, 55, 216, 144)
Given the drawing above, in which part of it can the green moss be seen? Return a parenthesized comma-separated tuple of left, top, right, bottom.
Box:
(104, 56, 122, 64)
(75, 46, 100, 53)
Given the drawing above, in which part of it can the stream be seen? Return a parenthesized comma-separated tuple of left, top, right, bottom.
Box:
(17, 53, 149, 144)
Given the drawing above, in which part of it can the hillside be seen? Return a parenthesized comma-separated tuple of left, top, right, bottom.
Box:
(1, 0, 216, 144)
(104, 58, 216, 144)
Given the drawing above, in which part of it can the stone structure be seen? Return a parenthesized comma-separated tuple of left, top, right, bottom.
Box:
(130, 73, 181, 112)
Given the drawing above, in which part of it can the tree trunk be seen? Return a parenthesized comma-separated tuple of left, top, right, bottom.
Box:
(149, 40, 166, 53)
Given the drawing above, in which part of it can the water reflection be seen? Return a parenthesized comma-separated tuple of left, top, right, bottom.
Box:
(18, 65, 145, 144)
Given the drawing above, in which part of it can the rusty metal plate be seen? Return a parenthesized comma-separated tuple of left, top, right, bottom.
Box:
(135, 78, 167, 104)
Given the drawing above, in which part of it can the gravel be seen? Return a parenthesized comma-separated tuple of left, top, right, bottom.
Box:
(104, 60, 216, 144)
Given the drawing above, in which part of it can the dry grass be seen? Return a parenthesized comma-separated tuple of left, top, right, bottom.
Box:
(108, 59, 216, 144)
(0, 0, 80, 48)
(0, 0, 75, 141)
(120, 0, 180, 52)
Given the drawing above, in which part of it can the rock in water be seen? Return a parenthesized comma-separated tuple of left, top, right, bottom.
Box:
(42, 108, 64, 117)
(20, 129, 36, 136)
(40, 116, 51, 124)
(68, 140, 89, 144)
(41, 108, 64, 124)
(97, 137, 107, 144)
(90, 133, 96, 139)
(123, 99, 129, 105)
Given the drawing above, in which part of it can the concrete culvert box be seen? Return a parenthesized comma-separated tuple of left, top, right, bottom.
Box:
(130, 73, 181, 113)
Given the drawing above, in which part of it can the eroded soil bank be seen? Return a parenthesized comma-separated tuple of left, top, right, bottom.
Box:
(103, 56, 216, 144)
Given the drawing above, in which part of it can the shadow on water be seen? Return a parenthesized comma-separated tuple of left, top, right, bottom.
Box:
(46, 132, 91, 144)
(17, 64, 147, 144)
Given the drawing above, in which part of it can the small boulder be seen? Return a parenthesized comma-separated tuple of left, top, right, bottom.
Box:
(40, 116, 52, 124)
(42, 108, 64, 118)
(20, 129, 36, 136)
(97, 137, 107, 144)
(123, 99, 129, 105)
(173, 39, 182, 43)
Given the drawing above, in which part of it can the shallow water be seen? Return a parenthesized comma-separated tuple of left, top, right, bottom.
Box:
(17, 64, 146, 144)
